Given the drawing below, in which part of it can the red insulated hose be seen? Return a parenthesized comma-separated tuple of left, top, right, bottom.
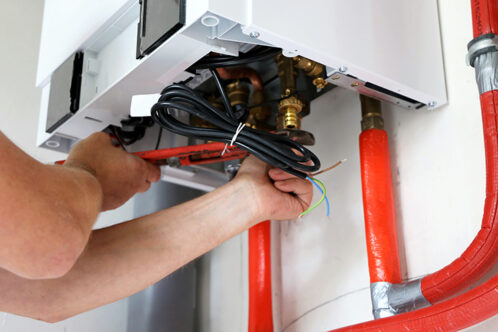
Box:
(471, 0, 498, 38)
(248, 220, 274, 332)
(331, 1, 498, 330)
(332, 273, 498, 332)
(419, 0, 498, 304)
(360, 129, 402, 284)
(421, 90, 498, 303)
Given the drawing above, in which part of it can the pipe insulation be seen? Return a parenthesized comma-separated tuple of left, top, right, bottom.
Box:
(329, 1, 498, 329)
(420, 88, 498, 303)
(248, 220, 274, 332)
(332, 273, 498, 331)
(419, 0, 498, 304)
(471, 0, 498, 38)
(360, 128, 402, 286)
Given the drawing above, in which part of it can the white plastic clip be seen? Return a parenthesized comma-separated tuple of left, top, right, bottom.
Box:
(221, 123, 245, 156)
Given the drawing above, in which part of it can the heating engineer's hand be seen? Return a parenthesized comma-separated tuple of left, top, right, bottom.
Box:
(65, 132, 161, 211)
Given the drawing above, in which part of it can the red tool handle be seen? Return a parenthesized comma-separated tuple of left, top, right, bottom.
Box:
(56, 142, 249, 167)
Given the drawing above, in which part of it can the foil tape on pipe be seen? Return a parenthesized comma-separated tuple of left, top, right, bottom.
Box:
(370, 280, 431, 319)
(474, 51, 498, 94)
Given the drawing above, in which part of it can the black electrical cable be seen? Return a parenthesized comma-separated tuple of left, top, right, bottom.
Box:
(150, 84, 320, 179)
(155, 127, 163, 150)
(190, 47, 281, 70)
(209, 68, 235, 120)
(263, 74, 279, 87)
(112, 127, 127, 151)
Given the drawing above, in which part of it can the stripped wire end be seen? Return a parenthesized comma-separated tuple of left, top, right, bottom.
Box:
(311, 158, 347, 177)
(300, 177, 330, 218)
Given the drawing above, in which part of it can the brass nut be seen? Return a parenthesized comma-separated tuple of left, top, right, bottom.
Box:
(361, 117, 384, 131)
(226, 81, 249, 106)
(278, 96, 304, 111)
(278, 97, 304, 130)
(313, 77, 328, 89)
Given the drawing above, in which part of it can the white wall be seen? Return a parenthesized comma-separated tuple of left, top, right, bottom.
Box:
(0, 1, 133, 331)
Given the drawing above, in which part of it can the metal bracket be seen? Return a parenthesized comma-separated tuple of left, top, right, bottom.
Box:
(325, 70, 425, 110)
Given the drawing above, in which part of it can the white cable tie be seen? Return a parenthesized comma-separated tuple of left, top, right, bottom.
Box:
(221, 123, 245, 156)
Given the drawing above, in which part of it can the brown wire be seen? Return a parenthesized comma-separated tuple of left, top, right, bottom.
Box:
(311, 159, 345, 176)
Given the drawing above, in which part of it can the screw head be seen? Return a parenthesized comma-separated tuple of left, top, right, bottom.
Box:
(339, 66, 348, 73)
(249, 31, 260, 38)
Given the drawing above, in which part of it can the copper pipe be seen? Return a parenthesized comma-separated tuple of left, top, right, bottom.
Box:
(216, 68, 264, 92)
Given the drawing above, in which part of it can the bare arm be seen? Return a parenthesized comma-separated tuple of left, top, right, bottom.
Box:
(0, 132, 160, 279)
(0, 157, 312, 322)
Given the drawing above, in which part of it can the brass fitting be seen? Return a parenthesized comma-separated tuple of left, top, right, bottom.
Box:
(312, 77, 327, 89)
(360, 95, 384, 131)
(278, 96, 304, 130)
(226, 81, 250, 107)
(293, 55, 328, 89)
(276, 53, 298, 97)
(250, 90, 270, 122)
(245, 90, 271, 130)
(293, 56, 324, 77)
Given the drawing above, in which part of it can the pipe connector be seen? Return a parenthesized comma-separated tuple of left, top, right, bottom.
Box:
(466, 33, 498, 67)
(474, 51, 498, 95)
(278, 96, 304, 129)
(370, 279, 430, 319)
(360, 95, 384, 131)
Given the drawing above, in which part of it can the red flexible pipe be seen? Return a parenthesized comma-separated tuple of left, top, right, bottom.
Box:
(360, 129, 402, 284)
(471, 0, 498, 38)
(216, 68, 264, 92)
(248, 220, 273, 332)
(421, 90, 498, 303)
(331, 1, 498, 330)
(332, 273, 498, 332)
(419, 0, 498, 304)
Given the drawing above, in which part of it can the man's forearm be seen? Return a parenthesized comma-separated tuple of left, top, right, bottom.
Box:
(0, 178, 258, 322)
(0, 132, 103, 278)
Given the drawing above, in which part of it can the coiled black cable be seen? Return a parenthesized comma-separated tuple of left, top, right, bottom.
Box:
(150, 83, 320, 179)
(189, 47, 281, 70)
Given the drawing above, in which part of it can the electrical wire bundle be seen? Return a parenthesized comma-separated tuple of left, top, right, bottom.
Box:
(151, 71, 320, 179)
(152, 46, 334, 215)
(189, 46, 281, 70)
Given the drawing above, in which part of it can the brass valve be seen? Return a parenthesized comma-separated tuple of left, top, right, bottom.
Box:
(226, 81, 250, 107)
(276, 53, 298, 97)
(246, 90, 271, 130)
(293, 56, 324, 77)
(293, 55, 328, 89)
(278, 96, 304, 130)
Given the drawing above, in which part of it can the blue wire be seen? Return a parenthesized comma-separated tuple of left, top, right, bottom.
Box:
(306, 177, 330, 217)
